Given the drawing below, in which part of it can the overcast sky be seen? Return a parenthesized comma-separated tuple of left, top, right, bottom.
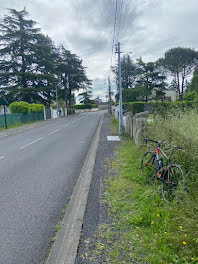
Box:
(0, 0, 198, 101)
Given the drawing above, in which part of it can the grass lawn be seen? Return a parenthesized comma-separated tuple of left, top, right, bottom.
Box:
(90, 117, 198, 264)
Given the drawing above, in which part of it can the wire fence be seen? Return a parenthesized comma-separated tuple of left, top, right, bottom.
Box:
(0, 112, 44, 129)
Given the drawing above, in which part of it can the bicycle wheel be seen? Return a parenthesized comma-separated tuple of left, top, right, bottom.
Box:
(140, 151, 156, 181)
(161, 164, 185, 202)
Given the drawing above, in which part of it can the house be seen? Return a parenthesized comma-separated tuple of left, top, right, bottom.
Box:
(0, 106, 10, 115)
(162, 90, 177, 101)
(93, 96, 102, 104)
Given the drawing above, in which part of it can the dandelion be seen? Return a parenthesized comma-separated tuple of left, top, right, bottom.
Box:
(191, 257, 195, 260)
(185, 234, 187, 237)
(183, 241, 187, 245)
(151, 221, 154, 225)
(157, 214, 160, 217)
(164, 231, 167, 234)
(179, 226, 183, 230)
(155, 233, 157, 236)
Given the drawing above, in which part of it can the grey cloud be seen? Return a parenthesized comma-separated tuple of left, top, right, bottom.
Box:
(0, 0, 198, 101)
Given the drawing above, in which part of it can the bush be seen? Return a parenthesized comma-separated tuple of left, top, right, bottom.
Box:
(72, 104, 98, 110)
(30, 103, 44, 113)
(67, 108, 75, 115)
(125, 102, 145, 115)
(152, 101, 198, 117)
(9, 101, 30, 114)
(123, 101, 198, 116)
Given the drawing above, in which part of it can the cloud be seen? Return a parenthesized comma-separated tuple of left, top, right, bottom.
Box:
(0, 0, 198, 101)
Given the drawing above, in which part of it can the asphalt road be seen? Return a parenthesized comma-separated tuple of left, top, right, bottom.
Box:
(0, 111, 102, 264)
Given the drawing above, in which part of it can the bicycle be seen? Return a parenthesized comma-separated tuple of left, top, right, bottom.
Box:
(140, 138, 185, 202)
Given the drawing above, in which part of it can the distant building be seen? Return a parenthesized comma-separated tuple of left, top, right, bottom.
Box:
(162, 90, 177, 101)
(151, 89, 177, 102)
(0, 106, 10, 115)
(93, 96, 102, 104)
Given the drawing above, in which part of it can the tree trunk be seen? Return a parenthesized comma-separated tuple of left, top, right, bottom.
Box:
(176, 72, 181, 101)
(181, 67, 186, 101)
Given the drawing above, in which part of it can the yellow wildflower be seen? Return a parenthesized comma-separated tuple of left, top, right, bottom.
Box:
(155, 233, 157, 236)
(164, 231, 167, 234)
(157, 214, 160, 217)
(185, 234, 187, 237)
(151, 221, 154, 225)
(179, 226, 183, 230)
(191, 257, 195, 260)
(183, 241, 187, 245)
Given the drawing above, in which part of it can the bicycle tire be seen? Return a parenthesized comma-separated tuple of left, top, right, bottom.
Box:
(161, 164, 185, 202)
(140, 151, 156, 181)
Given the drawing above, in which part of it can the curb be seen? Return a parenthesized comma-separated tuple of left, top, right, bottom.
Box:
(46, 114, 104, 264)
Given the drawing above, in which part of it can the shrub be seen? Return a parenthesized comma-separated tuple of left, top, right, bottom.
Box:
(9, 101, 30, 114)
(72, 104, 98, 110)
(30, 103, 44, 113)
(125, 102, 145, 115)
(123, 101, 198, 116)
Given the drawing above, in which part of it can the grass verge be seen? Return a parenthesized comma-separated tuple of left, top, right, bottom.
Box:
(0, 120, 45, 131)
(90, 117, 198, 264)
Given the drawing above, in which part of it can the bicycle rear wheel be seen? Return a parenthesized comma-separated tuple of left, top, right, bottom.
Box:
(140, 151, 156, 181)
(161, 164, 185, 202)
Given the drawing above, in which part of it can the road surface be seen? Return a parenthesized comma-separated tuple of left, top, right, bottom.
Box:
(0, 111, 102, 264)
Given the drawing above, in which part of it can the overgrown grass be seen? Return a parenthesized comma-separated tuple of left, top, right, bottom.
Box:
(91, 114, 198, 264)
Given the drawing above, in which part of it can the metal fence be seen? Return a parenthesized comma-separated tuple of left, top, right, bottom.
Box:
(0, 112, 44, 129)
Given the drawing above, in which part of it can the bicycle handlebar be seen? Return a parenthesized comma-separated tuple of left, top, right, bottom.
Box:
(145, 137, 165, 146)
(145, 138, 182, 151)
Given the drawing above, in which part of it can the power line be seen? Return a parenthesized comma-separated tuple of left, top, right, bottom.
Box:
(117, 0, 124, 42)
(110, 0, 118, 69)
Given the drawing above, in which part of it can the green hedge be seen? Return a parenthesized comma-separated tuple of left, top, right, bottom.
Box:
(123, 101, 198, 115)
(9, 101, 30, 114)
(72, 104, 98, 110)
(9, 102, 44, 114)
(30, 103, 44, 113)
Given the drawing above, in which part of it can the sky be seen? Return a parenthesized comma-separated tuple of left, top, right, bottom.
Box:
(0, 0, 198, 102)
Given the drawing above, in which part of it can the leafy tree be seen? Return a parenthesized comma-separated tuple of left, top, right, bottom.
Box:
(57, 45, 91, 108)
(112, 54, 138, 89)
(78, 90, 93, 104)
(136, 58, 167, 102)
(0, 9, 58, 105)
(189, 69, 198, 93)
(158, 47, 198, 100)
(121, 86, 145, 102)
(183, 91, 198, 101)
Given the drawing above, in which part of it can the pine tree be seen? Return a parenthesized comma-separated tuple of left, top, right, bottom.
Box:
(0, 9, 58, 105)
(137, 58, 167, 102)
(57, 45, 92, 108)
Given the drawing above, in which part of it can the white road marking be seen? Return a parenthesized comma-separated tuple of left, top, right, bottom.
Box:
(48, 128, 61, 135)
(19, 137, 44, 150)
(63, 124, 70, 128)
(0, 156, 5, 160)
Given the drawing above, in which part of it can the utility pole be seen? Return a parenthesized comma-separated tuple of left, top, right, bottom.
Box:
(108, 76, 112, 114)
(116, 42, 123, 135)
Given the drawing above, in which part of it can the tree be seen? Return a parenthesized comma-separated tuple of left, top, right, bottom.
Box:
(78, 90, 93, 104)
(189, 69, 198, 93)
(158, 47, 198, 100)
(121, 86, 145, 102)
(112, 54, 138, 89)
(0, 9, 58, 105)
(57, 46, 92, 108)
(136, 58, 167, 102)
